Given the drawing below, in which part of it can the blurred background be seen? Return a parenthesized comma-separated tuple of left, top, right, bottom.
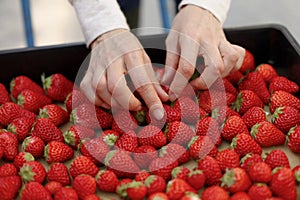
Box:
(0, 0, 299, 51)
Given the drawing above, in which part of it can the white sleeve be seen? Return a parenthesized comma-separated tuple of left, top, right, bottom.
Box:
(179, 0, 231, 24)
(69, 0, 129, 47)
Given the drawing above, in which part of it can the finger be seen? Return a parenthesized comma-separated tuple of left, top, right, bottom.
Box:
(218, 41, 239, 77)
(231, 45, 246, 71)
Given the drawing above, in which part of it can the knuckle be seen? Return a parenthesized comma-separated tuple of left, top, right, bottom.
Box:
(180, 62, 194, 77)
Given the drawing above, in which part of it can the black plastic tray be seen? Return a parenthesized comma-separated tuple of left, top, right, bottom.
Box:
(0, 24, 299, 89)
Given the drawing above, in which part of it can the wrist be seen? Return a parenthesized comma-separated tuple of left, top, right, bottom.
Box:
(91, 28, 129, 49)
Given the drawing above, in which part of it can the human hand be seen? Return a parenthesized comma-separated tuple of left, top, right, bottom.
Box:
(80, 29, 168, 120)
(161, 5, 245, 101)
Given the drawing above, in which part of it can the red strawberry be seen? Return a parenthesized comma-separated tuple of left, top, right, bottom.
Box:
(270, 167, 297, 200)
(114, 130, 138, 152)
(0, 146, 3, 159)
(20, 181, 52, 200)
(47, 163, 70, 185)
(31, 118, 64, 143)
(19, 161, 46, 183)
(135, 170, 150, 182)
(215, 148, 240, 172)
(126, 181, 147, 200)
(65, 89, 90, 113)
(248, 162, 272, 183)
(269, 90, 300, 113)
(79, 138, 110, 166)
(197, 156, 223, 186)
(138, 125, 167, 149)
(211, 77, 238, 95)
(165, 121, 195, 147)
(22, 136, 45, 158)
(84, 194, 101, 200)
(174, 96, 201, 124)
(271, 106, 300, 133)
(149, 157, 178, 180)
(180, 192, 201, 200)
(264, 150, 290, 169)
(44, 181, 63, 196)
(0, 102, 36, 126)
(0, 83, 11, 104)
(229, 192, 251, 200)
(163, 104, 182, 123)
(39, 104, 69, 126)
(241, 106, 267, 129)
(160, 143, 190, 165)
(188, 136, 218, 159)
(63, 125, 96, 149)
(186, 168, 206, 190)
(148, 192, 169, 200)
(54, 187, 79, 200)
(10, 75, 44, 99)
(0, 131, 19, 161)
(287, 126, 300, 153)
(131, 106, 148, 125)
(45, 141, 74, 163)
(221, 115, 249, 142)
(221, 167, 251, 193)
(226, 70, 244, 85)
(7, 117, 35, 141)
(256, 63, 278, 83)
(250, 121, 286, 147)
(240, 153, 263, 172)
(211, 106, 239, 125)
(232, 90, 264, 115)
(133, 145, 158, 169)
(96, 169, 119, 193)
(99, 129, 119, 148)
(0, 163, 17, 177)
(239, 49, 255, 74)
(116, 179, 133, 198)
(269, 76, 299, 94)
(195, 116, 222, 146)
(171, 166, 190, 180)
(166, 178, 197, 200)
(144, 175, 166, 195)
(230, 133, 262, 157)
(13, 152, 35, 170)
(248, 183, 272, 200)
(105, 149, 140, 178)
(0, 176, 22, 200)
(72, 174, 97, 200)
(42, 73, 74, 102)
(69, 155, 99, 179)
(292, 165, 300, 183)
(201, 185, 230, 200)
(112, 109, 138, 134)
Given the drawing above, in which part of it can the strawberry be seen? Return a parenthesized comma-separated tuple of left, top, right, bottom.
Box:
(221, 115, 249, 142)
(7, 117, 35, 141)
(197, 156, 223, 186)
(112, 109, 138, 134)
(31, 118, 64, 143)
(239, 49, 255, 74)
(270, 167, 297, 200)
(0, 102, 36, 126)
(0, 83, 11, 104)
(269, 76, 299, 94)
(116, 178, 133, 198)
(211, 77, 238, 95)
(133, 145, 158, 169)
(134, 170, 150, 182)
(226, 70, 243, 85)
(287, 126, 300, 153)
(188, 136, 218, 160)
(0, 163, 17, 177)
(149, 157, 178, 180)
(256, 63, 278, 83)
(230, 133, 262, 157)
(0, 176, 22, 200)
(240, 153, 263, 172)
(145, 109, 166, 129)
(47, 163, 70, 185)
(65, 89, 90, 113)
(165, 121, 195, 147)
(0, 146, 3, 159)
(19, 161, 46, 183)
(39, 104, 69, 126)
(195, 116, 222, 146)
(271, 106, 300, 133)
(173, 96, 201, 124)
(126, 181, 147, 200)
(69, 155, 99, 179)
(95, 169, 119, 193)
(79, 138, 110, 166)
(241, 106, 267, 129)
(250, 121, 286, 147)
(292, 165, 300, 183)
(72, 174, 97, 200)
(13, 152, 35, 170)
(211, 106, 239, 125)
(166, 178, 197, 200)
(180, 192, 201, 200)
(45, 141, 74, 163)
(269, 90, 300, 113)
(114, 130, 138, 152)
(144, 175, 166, 195)
(137, 125, 167, 149)
(160, 143, 190, 165)
(232, 90, 264, 115)
(221, 167, 251, 193)
(201, 185, 230, 200)
(22, 136, 45, 158)
(248, 183, 272, 200)
(131, 106, 147, 125)
(20, 181, 52, 200)
(264, 150, 290, 169)
(63, 125, 96, 149)
(229, 192, 251, 200)
(105, 149, 140, 178)
(171, 166, 190, 180)
(215, 148, 240, 172)
(84, 194, 101, 200)
(186, 168, 206, 190)
(10, 75, 44, 99)
(148, 192, 169, 200)
(163, 104, 182, 123)
(42, 73, 74, 102)
(44, 181, 63, 196)
(54, 187, 79, 200)
(248, 161, 272, 183)
(99, 129, 119, 148)
(0, 131, 19, 161)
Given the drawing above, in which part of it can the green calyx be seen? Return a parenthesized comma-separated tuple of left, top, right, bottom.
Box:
(134, 110, 146, 124)
(19, 165, 36, 182)
(188, 169, 203, 177)
(7, 124, 16, 134)
(21, 137, 31, 151)
(144, 175, 156, 187)
(295, 170, 300, 183)
(69, 109, 77, 124)
(240, 153, 252, 165)
(271, 106, 284, 122)
(44, 144, 49, 160)
(39, 108, 49, 119)
(24, 152, 35, 162)
(211, 108, 220, 120)
(9, 79, 15, 94)
(171, 166, 184, 178)
(41, 73, 52, 91)
(95, 170, 105, 180)
(104, 150, 116, 166)
(17, 94, 25, 107)
(231, 92, 243, 112)
(250, 123, 261, 139)
(287, 125, 297, 137)
(188, 136, 199, 148)
(103, 134, 118, 147)
(127, 180, 143, 189)
(63, 130, 76, 146)
(230, 136, 238, 149)
(221, 168, 236, 188)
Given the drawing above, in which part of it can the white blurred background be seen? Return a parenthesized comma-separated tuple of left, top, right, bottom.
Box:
(0, 0, 299, 50)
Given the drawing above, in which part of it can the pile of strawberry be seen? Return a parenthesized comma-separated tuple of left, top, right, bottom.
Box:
(0, 49, 300, 200)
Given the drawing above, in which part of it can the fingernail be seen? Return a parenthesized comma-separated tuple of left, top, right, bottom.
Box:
(152, 107, 165, 120)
